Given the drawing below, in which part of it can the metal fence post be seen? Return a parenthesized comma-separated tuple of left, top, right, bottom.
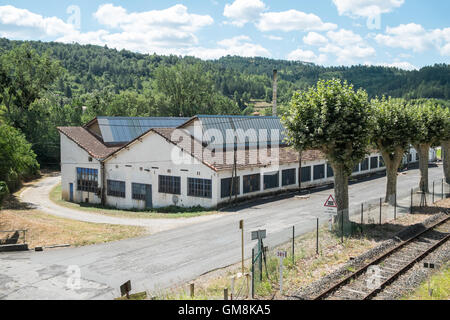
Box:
(433, 181, 435, 203)
(292, 226, 295, 265)
(410, 188, 413, 214)
(442, 178, 444, 200)
(394, 191, 397, 220)
(316, 218, 319, 255)
(379, 197, 382, 225)
(361, 203, 364, 225)
(251, 248, 255, 299)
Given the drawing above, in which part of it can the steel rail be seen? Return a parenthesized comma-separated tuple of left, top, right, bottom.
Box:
(311, 215, 450, 300)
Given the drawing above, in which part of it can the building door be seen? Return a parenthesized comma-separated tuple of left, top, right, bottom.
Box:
(69, 183, 74, 202)
(145, 185, 152, 209)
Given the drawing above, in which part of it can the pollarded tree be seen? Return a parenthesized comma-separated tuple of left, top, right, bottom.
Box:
(372, 98, 416, 204)
(283, 79, 374, 221)
(441, 107, 450, 184)
(411, 102, 448, 192)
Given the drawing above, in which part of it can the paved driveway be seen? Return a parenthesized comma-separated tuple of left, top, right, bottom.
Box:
(0, 166, 444, 299)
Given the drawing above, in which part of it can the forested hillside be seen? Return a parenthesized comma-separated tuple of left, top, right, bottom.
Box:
(0, 37, 449, 174)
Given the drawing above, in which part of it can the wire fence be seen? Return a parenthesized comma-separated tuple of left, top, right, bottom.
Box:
(249, 178, 450, 298)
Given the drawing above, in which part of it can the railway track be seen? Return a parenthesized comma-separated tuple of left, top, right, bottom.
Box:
(312, 214, 450, 300)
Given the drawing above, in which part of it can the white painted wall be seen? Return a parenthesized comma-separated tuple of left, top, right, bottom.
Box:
(104, 131, 217, 209)
(60, 130, 438, 210)
(60, 133, 102, 204)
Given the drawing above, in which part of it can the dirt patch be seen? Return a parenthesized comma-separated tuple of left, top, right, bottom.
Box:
(0, 209, 147, 248)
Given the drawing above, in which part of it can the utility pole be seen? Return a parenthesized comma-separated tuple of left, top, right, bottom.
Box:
(272, 69, 278, 117)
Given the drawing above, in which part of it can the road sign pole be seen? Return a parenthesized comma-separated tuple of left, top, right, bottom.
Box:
(316, 218, 319, 255)
(239, 220, 244, 275)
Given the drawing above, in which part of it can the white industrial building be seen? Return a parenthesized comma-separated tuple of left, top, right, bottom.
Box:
(58, 115, 431, 210)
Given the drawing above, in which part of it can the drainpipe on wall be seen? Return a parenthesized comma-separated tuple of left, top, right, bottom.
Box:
(100, 160, 106, 206)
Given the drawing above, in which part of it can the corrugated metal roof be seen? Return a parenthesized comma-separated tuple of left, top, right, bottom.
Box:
(97, 117, 190, 144)
(197, 115, 286, 148)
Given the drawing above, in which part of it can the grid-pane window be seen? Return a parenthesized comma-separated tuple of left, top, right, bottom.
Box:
(264, 172, 279, 190)
(188, 178, 212, 198)
(370, 156, 379, 170)
(243, 174, 261, 194)
(158, 175, 181, 195)
(107, 180, 125, 198)
(282, 169, 296, 186)
(416, 153, 419, 161)
(221, 177, 240, 198)
(76, 168, 98, 193)
(361, 158, 369, 171)
(301, 166, 311, 183)
(327, 164, 334, 178)
(379, 156, 385, 168)
(353, 164, 360, 173)
(132, 183, 147, 200)
(313, 164, 325, 180)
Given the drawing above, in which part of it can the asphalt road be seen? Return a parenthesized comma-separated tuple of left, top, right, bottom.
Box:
(0, 166, 444, 300)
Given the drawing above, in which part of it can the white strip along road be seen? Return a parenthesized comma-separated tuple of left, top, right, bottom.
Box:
(0, 166, 444, 300)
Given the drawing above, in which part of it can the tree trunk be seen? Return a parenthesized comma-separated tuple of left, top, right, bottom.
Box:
(332, 163, 349, 224)
(381, 148, 404, 204)
(443, 140, 450, 184)
(414, 143, 431, 193)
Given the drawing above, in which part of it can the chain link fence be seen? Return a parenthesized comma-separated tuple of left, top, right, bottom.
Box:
(249, 178, 450, 298)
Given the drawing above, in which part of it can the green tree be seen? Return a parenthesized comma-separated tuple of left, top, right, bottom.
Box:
(410, 102, 448, 192)
(442, 107, 450, 184)
(0, 124, 39, 191)
(372, 98, 416, 203)
(283, 79, 374, 221)
(0, 44, 62, 131)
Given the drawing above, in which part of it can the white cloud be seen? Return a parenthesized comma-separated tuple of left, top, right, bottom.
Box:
(441, 43, 450, 56)
(58, 4, 214, 52)
(327, 29, 363, 46)
(287, 48, 327, 65)
(265, 35, 283, 41)
(312, 28, 376, 65)
(223, 0, 266, 27)
(376, 61, 418, 70)
(256, 10, 337, 32)
(375, 23, 450, 55)
(333, 0, 404, 17)
(187, 35, 271, 59)
(0, 5, 76, 39)
(303, 32, 328, 46)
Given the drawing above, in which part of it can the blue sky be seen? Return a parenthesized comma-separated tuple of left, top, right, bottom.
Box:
(0, 0, 449, 69)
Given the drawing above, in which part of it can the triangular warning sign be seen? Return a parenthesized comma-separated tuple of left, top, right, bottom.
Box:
(324, 195, 337, 208)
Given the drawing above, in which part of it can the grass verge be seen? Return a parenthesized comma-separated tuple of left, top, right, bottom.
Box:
(50, 184, 217, 219)
(150, 199, 449, 300)
(0, 208, 146, 248)
(402, 262, 450, 300)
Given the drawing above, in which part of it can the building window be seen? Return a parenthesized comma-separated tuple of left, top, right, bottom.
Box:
(361, 158, 369, 171)
(188, 178, 212, 198)
(132, 183, 148, 201)
(370, 156, 379, 170)
(158, 175, 181, 195)
(221, 177, 240, 198)
(327, 164, 334, 178)
(379, 156, 385, 168)
(243, 174, 261, 194)
(282, 169, 296, 186)
(264, 172, 279, 190)
(416, 153, 419, 161)
(313, 164, 325, 180)
(107, 180, 125, 198)
(353, 164, 360, 173)
(301, 166, 311, 183)
(76, 168, 98, 193)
